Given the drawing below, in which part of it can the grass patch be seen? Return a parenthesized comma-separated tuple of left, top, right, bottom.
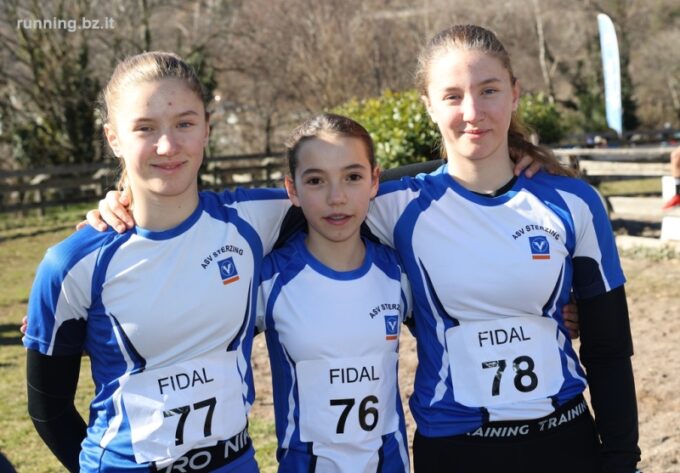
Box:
(0, 222, 88, 471)
(0, 228, 72, 309)
(0, 218, 277, 471)
(597, 177, 661, 197)
(0, 202, 95, 234)
(619, 244, 680, 261)
(250, 418, 278, 472)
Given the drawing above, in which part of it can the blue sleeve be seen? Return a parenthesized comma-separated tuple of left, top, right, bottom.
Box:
(570, 181, 625, 298)
(540, 174, 624, 299)
(23, 228, 111, 356)
(206, 189, 292, 255)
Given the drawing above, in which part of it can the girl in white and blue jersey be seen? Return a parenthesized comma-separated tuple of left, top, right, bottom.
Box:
(365, 25, 641, 473)
(257, 114, 411, 473)
(23, 52, 291, 472)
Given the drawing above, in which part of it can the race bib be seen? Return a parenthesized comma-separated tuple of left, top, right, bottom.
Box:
(446, 316, 564, 407)
(121, 348, 247, 464)
(296, 353, 399, 444)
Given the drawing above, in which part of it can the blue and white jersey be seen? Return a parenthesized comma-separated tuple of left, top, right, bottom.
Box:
(367, 171, 625, 438)
(23, 189, 291, 472)
(257, 232, 411, 473)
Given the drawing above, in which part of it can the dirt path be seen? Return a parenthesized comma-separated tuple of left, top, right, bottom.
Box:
(250, 255, 680, 472)
(624, 257, 680, 472)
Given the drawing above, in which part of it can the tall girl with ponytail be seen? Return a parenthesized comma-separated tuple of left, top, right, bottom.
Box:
(366, 24, 641, 473)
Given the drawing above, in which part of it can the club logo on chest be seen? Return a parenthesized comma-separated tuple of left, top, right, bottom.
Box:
(218, 257, 240, 285)
(384, 314, 399, 341)
(528, 236, 550, 260)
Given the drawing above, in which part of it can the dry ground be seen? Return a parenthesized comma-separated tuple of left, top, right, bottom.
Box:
(250, 254, 680, 472)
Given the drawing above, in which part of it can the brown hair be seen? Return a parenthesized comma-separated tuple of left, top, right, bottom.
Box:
(285, 113, 376, 178)
(100, 51, 209, 192)
(415, 25, 576, 176)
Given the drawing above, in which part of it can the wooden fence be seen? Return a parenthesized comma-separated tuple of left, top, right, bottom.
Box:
(0, 146, 674, 215)
(0, 153, 287, 215)
(554, 146, 672, 184)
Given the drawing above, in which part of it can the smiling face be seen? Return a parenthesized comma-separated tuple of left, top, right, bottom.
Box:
(285, 132, 379, 249)
(104, 78, 208, 206)
(422, 48, 519, 167)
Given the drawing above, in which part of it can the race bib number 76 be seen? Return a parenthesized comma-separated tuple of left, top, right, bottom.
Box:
(295, 353, 399, 444)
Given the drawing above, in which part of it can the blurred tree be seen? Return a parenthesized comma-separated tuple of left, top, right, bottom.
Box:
(219, 0, 426, 154)
(0, 0, 233, 168)
(0, 0, 101, 166)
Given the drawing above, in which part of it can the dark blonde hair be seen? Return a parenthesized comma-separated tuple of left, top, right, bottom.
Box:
(285, 113, 376, 178)
(415, 25, 576, 176)
(100, 51, 209, 192)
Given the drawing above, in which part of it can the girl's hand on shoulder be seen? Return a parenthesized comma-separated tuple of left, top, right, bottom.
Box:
(513, 155, 542, 178)
(77, 190, 134, 233)
(513, 154, 575, 178)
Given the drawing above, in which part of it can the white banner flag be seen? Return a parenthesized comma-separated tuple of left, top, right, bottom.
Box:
(597, 13, 622, 136)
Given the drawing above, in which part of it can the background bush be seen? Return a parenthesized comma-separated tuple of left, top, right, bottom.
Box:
(517, 92, 565, 145)
(334, 89, 572, 169)
(333, 89, 440, 169)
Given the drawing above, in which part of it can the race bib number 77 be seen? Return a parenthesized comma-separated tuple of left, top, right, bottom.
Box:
(121, 348, 247, 464)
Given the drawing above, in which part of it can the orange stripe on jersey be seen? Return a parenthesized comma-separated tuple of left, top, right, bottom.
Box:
(223, 275, 240, 285)
(532, 255, 550, 260)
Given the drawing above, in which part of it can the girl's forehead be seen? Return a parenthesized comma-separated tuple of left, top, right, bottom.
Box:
(296, 134, 371, 167)
(114, 79, 203, 115)
(432, 48, 501, 71)
(119, 79, 198, 102)
(427, 49, 509, 85)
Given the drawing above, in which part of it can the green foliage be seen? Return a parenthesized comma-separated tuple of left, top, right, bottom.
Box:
(333, 90, 440, 169)
(517, 93, 564, 144)
(334, 89, 578, 165)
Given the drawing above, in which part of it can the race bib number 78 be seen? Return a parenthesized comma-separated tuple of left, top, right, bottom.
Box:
(446, 316, 564, 407)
